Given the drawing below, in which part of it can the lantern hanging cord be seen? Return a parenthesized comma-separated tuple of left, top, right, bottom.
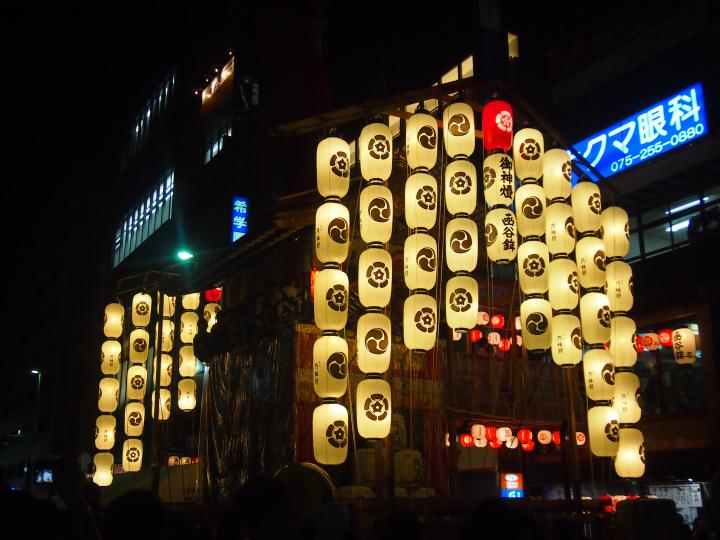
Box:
(343, 347, 361, 484)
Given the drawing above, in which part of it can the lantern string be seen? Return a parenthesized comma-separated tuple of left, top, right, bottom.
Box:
(344, 349, 361, 484)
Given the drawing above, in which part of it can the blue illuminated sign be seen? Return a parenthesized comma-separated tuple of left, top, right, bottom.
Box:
(570, 82, 708, 181)
(231, 196, 248, 242)
(501, 489, 524, 499)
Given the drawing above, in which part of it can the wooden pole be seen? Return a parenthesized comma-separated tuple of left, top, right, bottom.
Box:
(151, 276, 165, 495)
(562, 366, 582, 511)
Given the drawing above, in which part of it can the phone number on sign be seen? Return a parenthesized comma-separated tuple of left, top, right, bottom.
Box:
(610, 123, 705, 173)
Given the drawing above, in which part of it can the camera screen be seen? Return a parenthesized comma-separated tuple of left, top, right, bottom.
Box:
(35, 469, 53, 483)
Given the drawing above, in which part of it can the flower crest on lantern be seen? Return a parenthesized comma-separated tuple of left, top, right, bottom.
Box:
(482, 100, 513, 152)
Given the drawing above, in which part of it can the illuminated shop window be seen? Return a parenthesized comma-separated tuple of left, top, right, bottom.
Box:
(507, 33, 519, 59)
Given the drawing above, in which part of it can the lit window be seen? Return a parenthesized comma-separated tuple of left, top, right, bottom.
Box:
(461, 56, 474, 79)
(508, 33, 519, 59)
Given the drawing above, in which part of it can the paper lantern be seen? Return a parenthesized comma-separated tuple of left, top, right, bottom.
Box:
(181, 292, 200, 310)
(95, 415, 116, 450)
(403, 294, 437, 351)
(588, 406, 620, 457)
(482, 100, 513, 152)
(443, 102, 475, 158)
(496, 426, 512, 442)
(552, 431, 562, 445)
(126, 365, 147, 401)
(499, 338, 512, 351)
(580, 292, 611, 344)
(635, 335, 645, 353)
(672, 328, 697, 365)
(576, 432, 587, 446)
(157, 294, 176, 317)
(614, 371, 641, 423)
(485, 208, 517, 263)
(155, 319, 174, 353)
(543, 148, 573, 201)
(179, 345, 197, 377)
(485, 426, 498, 442)
(545, 202, 576, 255)
(203, 303, 221, 332)
(518, 240, 549, 295)
(317, 136, 351, 198)
(357, 378, 392, 439)
(124, 402, 145, 437)
(404, 233, 437, 292)
(572, 181, 602, 234)
(537, 430, 552, 445)
(576, 236, 607, 290)
(516, 335, 523, 347)
(446, 217, 478, 272)
(487, 332, 501, 345)
(313, 335, 348, 398)
(505, 436, 519, 449)
(178, 378, 197, 411)
(583, 348, 615, 401)
(605, 261, 633, 313)
(444, 160, 477, 215)
(151, 389, 171, 420)
(359, 123, 392, 181)
(132, 292, 152, 327)
(406, 111, 437, 170)
(551, 314, 582, 366)
(513, 128, 544, 181)
(610, 316, 637, 368)
(104, 302, 124, 338)
(601, 207, 630, 258)
(482, 153, 514, 208)
(658, 329, 673, 346)
(98, 377, 119, 413)
(548, 258, 579, 311)
(316, 202, 350, 264)
(180, 312, 199, 344)
(491, 314, 505, 328)
(489, 440, 503, 449)
(93, 453, 113, 486)
(313, 403, 349, 465)
(360, 184, 393, 244)
(614, 428, 645, 478)
(641, 333, 659, 351)
(122, 439, 143, 472)
(358, 248, 392, 308)
(521, 440, 535, 452)
(459, 433, 474, 448)
(204, 287, 222, 303)
(446, 276, 479, 332)
(168, 456, 180, 467)
(518, 429, 533, 444)
(129, 329, 149, 364)
(477, 311, 490, 325)
(515, 183, 546, 238)
(520, 298, 552, 352)
(471, 424, 486, 439)
(181, 457, 191, 465)
(101, 340, 121, 375)
(469, 329, 482, 343)
(475, 437, 488, 448)
(405, 172, 438, 230)
(357, 313, 392, 374)
(314, 269, 349, 331)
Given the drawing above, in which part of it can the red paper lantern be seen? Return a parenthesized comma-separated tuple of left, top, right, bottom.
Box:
(310, 269, 318, 299)
(489, 440, 503, 449)
(552, 430, 562, 445)
(469, 329, 483, 343)
(658, 329, 673, 346)
(205, 287, 223, 303)
(517, 428, 532, 444)
(499, 338, 512, 352)
(486, 426, 498, 442)
(459, 433, 474, 448)
(490, 314, 505, 328)
(521, 440, 535, 452)
(634, 335, 644, 353)
(482, 100, 513, 152)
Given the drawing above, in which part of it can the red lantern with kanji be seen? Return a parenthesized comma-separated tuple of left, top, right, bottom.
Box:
(521, 440, 535, 452)
(499, 338, 512, 352)
(459, 433, 474, 448)
(205, 287, 222, 302)
(490, 314, 505, 328)
(486, 426, 498, 442)
(482, 100, 513, 152)
(552, 431, 562, 445)
(518, 428, 532, 444)
(489, 440, 503, 449)
(658, 329, 673, 346)
(469, 329, 482, 343)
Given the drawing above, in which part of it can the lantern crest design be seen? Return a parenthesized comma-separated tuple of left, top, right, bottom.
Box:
(513, 128, 544, 181)
(406, 111, 438, 171)
(482, 100, 513, 152)
(445, 160, 477, 215)
(443, 102, 475, 158)
(132, 293, 152, 327)
(405, 173, 437, 230)
(359, 123, 393, 181)
(313, 403, 349, 464)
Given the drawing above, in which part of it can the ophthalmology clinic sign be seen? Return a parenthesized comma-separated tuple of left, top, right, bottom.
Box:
(570, 82, 708, 180)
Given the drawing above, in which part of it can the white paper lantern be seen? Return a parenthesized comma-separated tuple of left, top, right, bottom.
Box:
(610, 316, 637, 368)
(93, 453, 114, 486)
(545, 203, 576, 255)
(178, 378, 197, 411)
(614, 371, 641, 423)
(129, 329, 150, 364)
(406, 112, 437, 171)
(580, 292, 611, 345)
(180, 312, 199, 344)
(404, 233, 437, 291)
(357, 378, 392, 439)
(314, 269, 349, 331)
(157, 294, 176, 317)
(542, 148, 573, 201)
(446, 217, 478, 272)
(575, 236, 607, 290)
(359, 123, 392, 181)
(122, 439, 143, 472)
(614, 428, 645, 478)
(151, 389, 171, 420)
(359, 248, 392, 308)
(601, 207, 630, 258)
(572, 182, 602, 234)
(126, 365, 147, 401)
(317, 136, 351, 198)
(444, 160, 477, 215)
(482, 153, 514, 208)
(513, 128, 544, 181)
(445, 276, 479, 332)
(101, 340, 121, 376)
(98, 377, 119, 413)
(316, 202, 350, 265)
(360, 184, 393, 244)
(605, 261, 633, 313)
(313, 335, 348, 399)
(496, 426, 512, 442)
(485, 208, 517, 263)
(403, 294, 437, 351)
(487, 332, 501, 345)
(583, 348, 615, 401)
(313, 403, 349, 465)
(181, 292, 201, 311)
(405, 172, 437, 230)
(551, 314, 582, 366)
(443, 102, 475, 158)
(124, 402, 145, 437)
(104, 303, 124, 338)
(537, 430, 552, 445)
(588, 405, 620, 457)
(179, 345, 197, 377)
(548, 258, 579, 311)
(204, 303, 221, 332)
(518, 240, 549, 295)
(471, 424, 486, 439)
(357, 313, 392, 374)
(672, 328, 697, 365)
(505, 436, 519, 449)
(515, 183, 546, 238)
(520, 298, 552, 352)
(132, 292, 152, 327)
(95, 415, 116, 451)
